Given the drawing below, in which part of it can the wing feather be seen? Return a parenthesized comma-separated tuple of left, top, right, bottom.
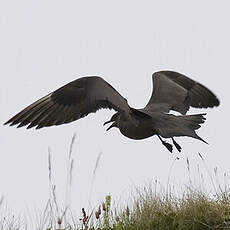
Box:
(5, 76, 129, 129)
(145, 71, 219, 114)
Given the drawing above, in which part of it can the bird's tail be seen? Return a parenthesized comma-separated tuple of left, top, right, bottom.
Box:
(180, 113, 208, 143)
(157, 113, 208, 143)
(182, 113, 206, 130)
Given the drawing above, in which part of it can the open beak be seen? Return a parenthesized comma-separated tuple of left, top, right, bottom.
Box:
(103, 120, 113, 126)
(106, 122, 116, 131)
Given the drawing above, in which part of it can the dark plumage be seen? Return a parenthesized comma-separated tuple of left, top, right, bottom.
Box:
(4, 71, 220, 152)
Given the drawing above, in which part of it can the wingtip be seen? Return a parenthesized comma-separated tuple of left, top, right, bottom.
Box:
(4, 121, 16, 127)
(3, 119, 13, 126)
(215, 97, 220, 107)
(3, 121, 9, 126)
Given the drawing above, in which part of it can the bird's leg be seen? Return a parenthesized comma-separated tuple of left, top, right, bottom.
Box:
(172, 138, 182, 152)
(157, 135, 173, 153)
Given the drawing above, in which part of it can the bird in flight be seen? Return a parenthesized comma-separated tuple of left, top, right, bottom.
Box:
(4, 71, 220, 152)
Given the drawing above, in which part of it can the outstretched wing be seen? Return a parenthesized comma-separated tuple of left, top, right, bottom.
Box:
(5, 76, 130, 129)
(144, 71, 220, 114)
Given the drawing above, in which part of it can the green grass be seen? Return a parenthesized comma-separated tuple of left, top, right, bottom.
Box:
(2, 187, 230, 230)
(1, 135, 230, 230)
(95, 188, 230, 230)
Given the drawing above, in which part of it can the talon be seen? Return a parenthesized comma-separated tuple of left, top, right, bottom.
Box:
(163, 142, 173, 153)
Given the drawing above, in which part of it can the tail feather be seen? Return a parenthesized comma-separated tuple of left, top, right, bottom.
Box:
(183, 113, 206, 130)
(183, 113, 208, 144)
(156, 113, 208, 143)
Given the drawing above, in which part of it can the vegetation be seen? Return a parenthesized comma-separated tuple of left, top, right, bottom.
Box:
(95, 188, 230, 230)
(2, 184, 230, 230)
(1, 135, 230, 229)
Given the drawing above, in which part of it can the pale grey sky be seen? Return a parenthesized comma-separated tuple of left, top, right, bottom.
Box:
(1, 0, 229, 216)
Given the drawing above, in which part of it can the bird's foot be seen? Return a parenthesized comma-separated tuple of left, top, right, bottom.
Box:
(163, 141, 173, 153)
(172, 138, 182, 152)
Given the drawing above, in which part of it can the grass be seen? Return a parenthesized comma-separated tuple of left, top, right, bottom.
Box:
(1, 135, 230, 229)
(2, 188, 230, 230)
(104, 187, 230, 230)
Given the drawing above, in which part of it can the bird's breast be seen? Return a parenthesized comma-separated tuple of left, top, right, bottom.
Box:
(118, 119, 156, 140)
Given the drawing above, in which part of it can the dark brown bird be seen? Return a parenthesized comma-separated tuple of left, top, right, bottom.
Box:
(4, 71, 220, 152)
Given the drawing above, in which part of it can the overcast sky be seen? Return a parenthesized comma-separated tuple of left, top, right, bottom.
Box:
(1, 0, 229, 218)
